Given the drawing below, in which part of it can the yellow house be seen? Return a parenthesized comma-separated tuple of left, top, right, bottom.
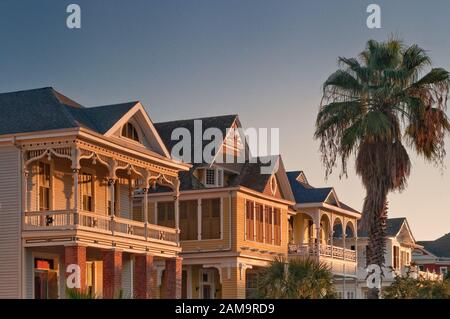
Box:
(150, 115, 296, 299)
(0, 87, 190, 299)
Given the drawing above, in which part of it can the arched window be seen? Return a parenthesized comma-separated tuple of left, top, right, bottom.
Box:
(122, 123, 139, 142)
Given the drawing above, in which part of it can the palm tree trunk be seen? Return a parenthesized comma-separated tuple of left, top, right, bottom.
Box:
(363, 188, 388, 299)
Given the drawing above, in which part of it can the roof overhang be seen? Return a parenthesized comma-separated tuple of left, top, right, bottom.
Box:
(294, 202, 361, 218)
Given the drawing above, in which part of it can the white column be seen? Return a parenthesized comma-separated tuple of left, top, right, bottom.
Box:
(174, 194, 180, 243)
(316, 212, 321, 256)
(252, 202, 256, 241)
(108, 178, 116, 217)
(197, 198, 202, 240)
(271, 207, 274, 245)
(23, 169, 29, 213)
(72, 169, 80, 225)
(143, 188, 148, 239)
(262, 204, 266, 243)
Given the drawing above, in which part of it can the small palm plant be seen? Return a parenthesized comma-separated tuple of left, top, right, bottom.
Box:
(256, 257, 336, 299)
(66, 288, 97, 299)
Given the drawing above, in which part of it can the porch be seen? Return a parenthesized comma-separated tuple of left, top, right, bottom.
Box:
(288, 208, 358, 277)
(26, 244, 182, 299)
(20, 140, 185, 298)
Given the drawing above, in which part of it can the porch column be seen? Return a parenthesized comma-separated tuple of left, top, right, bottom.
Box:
(315, 213, 321, 256)
(197, 199, 202, 240)
(108, 178, 116, 217)
(174, 194, 180, 243)
(102, 249, 122, 299)
(65, 245, 87, 292)
(174, 178, 180, 243)
(162, 257, 182, 299)
(134, 254, 155, 299)
(72, 169, 80, 224)
(143, 188, 149, 238)
(71, 147, 81, 223)
(23, 169, 29, 213)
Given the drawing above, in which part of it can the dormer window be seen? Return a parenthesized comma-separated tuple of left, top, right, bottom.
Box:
(203, 168, 224, 187)
(122, 122, 140, 142)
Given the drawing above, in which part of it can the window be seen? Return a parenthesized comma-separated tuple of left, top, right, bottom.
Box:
(265, 206, 273, 244)
(179, 200, 198, 240)
(255, 204, 264, 243)
(157, 202, 175, 228)
(245, 200, 255, 240)
(205, 169, 216, 186)
(346, 291, 355, 299)
(204, 168, 224, 187)
(418, 265, 424, 271)
(270, 175, 277, 196)
(34, 258, 58, 299)
(245, 272, 259, 299)
(201, 198, 221, 239)
(86, 261, 101, 297)
(440, 267, 448, 276)
(182, 270, 188, 299)
(393, 246, 400, 270)
(80, 173, 93, 212)
(121, 122, 140, 142)
(38, 162, 51, 211)
(273, 208, 281, 245)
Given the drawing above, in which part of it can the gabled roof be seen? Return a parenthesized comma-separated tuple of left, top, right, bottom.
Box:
(0, 87, 136, 136)
(358, 217, 407, 238)
(417, 233, 450, 258)
(287, 170, 359, 213)
(154, 114, 239, 164)
(287, 170, 334, 202)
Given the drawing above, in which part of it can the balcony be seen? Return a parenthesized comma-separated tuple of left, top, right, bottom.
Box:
(288, 243, 357, 277)
(288, 243, 356, 262)
(22, 210, 179, 255)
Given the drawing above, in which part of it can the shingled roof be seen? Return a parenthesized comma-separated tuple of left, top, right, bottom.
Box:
(154, 114, 238, 164)
(287, 171, 333, 203)
(0, 87, 136, 136)
(358, 217, 407, 238)
(154, 115, 289, 196)
(417, 233, 450, 258)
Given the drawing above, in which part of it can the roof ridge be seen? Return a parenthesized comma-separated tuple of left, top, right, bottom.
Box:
(86, 101, 139, 110)
(155, 114, 238, 125)
(0, 86, 54, 96)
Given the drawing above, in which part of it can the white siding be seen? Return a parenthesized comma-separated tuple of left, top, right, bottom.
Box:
(0, 145, 22, 298)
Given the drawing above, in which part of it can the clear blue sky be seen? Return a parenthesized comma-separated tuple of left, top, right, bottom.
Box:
(1, 0, 450, 239)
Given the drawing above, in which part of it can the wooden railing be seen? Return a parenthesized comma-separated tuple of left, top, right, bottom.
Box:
(288, 243, 357, 262)
(23, 210, 178, 244)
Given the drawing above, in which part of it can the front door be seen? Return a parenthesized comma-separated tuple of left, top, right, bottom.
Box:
(199, 269, 215, 299)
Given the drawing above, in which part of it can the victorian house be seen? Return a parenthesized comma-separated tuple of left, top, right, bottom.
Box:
(286, 171, 360, 299)
(0, 87, 190, 299)
(353, 217, 441, 298)
(150, 115, 296, 299)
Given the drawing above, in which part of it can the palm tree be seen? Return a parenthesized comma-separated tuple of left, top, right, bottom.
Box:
(255, 257, 336, 299)
(315, 38, 450, 298)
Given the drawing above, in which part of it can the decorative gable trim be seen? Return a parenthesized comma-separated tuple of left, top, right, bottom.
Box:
(103, 102, 171, 158)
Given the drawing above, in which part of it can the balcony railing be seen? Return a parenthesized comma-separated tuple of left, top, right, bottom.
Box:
(288, 243, 357, 262)
(23, 210, 178, 244)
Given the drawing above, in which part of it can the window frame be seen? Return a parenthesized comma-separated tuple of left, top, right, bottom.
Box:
(121, 122, 141, 143)
(37, 161, 53, 211)
(79, 171, 95, 212)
